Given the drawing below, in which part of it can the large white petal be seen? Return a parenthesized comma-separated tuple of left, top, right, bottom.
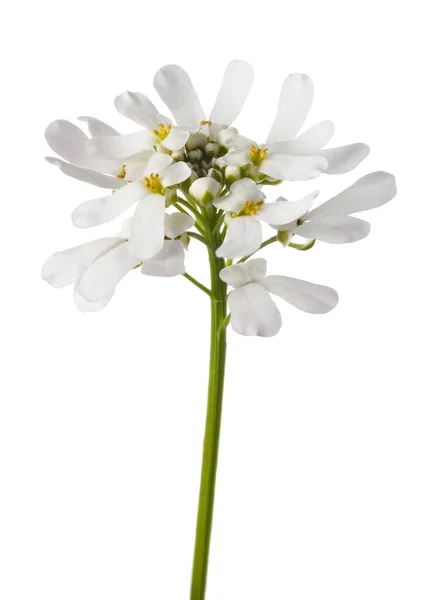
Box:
(231, 177, 265, 201)
(266, 74, 314, 143)
(210, 60, 254, 125)
(297, 216, 371, 243)
(87, 130, 156, 159)
(160, 128, 190, 151)
(262, 275, 339, 314)
(225, 133, 256, 149)
(153, 64, 205, 128)
(45, 120, 91, 168)
(228, 283, 282, 337)
(216, 217, 262, 259)
(78, 117, 120, 137)
(222, 149, 252, 167)
(261, 154, 328, 181)
(160, 162, 191, 187)
(308, 172, 397, 219)
(259, 192, 316, 225)
(42, 238, 123, 288)
(78, 243, 140, 302)
(45, 157, 124, 189)
(268, 120, 335, 155)
(317, 143, 370, 174)
(71, 181, 143, 228)
(190, 177, 222, 204)
(141, 240, 185, 277)
(73, 285, 114, 312)
(129, 193, 165, 260)
(219, 258, 267, 288)
(114, 91, 171, 129)
(164, 212, 195, 239)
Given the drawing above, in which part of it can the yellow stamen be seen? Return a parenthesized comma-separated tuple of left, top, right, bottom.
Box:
(200, 120, 212, 126)
(231, 199, 264, 218)
(152, 123, 172, 141)
(117, 165, 126, 179)
(143, 172, 166, 195)
(249, 145, 268, 166)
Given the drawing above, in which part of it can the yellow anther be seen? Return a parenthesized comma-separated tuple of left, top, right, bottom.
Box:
(232, 199, 264, 218)
(117, 165, 126, 179)
(200, 120, 212, 126)
(249, 145, 268, 166)
(143, 172, 166, 195)
(152, 123, 172, 141)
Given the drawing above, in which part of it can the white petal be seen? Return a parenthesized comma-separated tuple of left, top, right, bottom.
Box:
(87, 130, 156, 159)
(259, 192, 316, 225)
(225, 133, 256, 149)
(160, 162, 191, 187)
(129, 193, 165, 260)
(45, 157, 124, 189)
(42, 238, 123, 288)
(141, 240, 185, 277)
(160, 128, 190, 151)
(78, 116, 120, 137)
(230, 178, 265, 201)
(114, 91, 171, 129)
(78, 243, 140, 302)
(144, 152, 174, 175)
(210, 60, 254, 125)
(219, 258, 267, 287)
(262, 275, 339, 314)
(164, 212, 195, 239)
(123, 151, 155, 180)
(190, 177, 221, 203)
(73, 285, 114, 312)
(228, 283, 282, 337)
(261, 154, 328, 181)
(297, 216, 371, 243)
(45, 120, 90, 168)
(222, 149, 251, 167)
(268, 120, 335, 155)
(266, 74, 314, 143)
(153, 64, 206, 128)
(308, 172, 397, 218)
(71, 181, 143, 228)
(317, 143, 370, 174)
(216, 217, 262, 259)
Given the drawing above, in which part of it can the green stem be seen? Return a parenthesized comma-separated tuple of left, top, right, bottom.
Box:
(184, 272, 212, 297)
(190, 223, 228, 600)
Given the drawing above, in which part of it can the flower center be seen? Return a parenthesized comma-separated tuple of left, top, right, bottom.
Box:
(152, 123, 172, 142)
(143, 173, 165, 195)
(250, 145, 268, 166)
(117, 165, 126, 180)
(232, 200, 264, 218)
(200, 120, 212, 126)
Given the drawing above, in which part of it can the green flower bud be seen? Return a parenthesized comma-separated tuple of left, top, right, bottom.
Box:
(186, 132, 208, 151)
(207, 168, 223, 184)
(277, 229, 291, 247)
(165, 188, 178, 208)
(196, 168, 208, 178)
(244, 164, 259, 182)
(171, 148, 185, 161)
(188, 149, 203, 162)
(225, 166, 242, 185)
(205, 142, 220, 157)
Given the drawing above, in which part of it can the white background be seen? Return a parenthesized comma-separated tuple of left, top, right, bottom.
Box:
(1, 1, 424, 599)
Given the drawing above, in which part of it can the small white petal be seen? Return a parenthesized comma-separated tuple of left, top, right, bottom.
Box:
(78, 116, 120, 137)
(297, 215, 371, 243)
(144, 152, 174, 175)
(87, 130, 156, 159)
(268, 120, 335, 155)
(261, 154, 328, 181)
(221, 149, 251, 167)
(228, 283, 282, 337)
(160, 162, 191, 187)
(225, 133, 256, 149)
(317, 143, 370, 174)
(160, 128, 190, 151)
(114, 91, 171, 129)
(210, 60, 254, 125)
(164, 212, 195, 239)
(216, 217, 262, 259)
(78, 243, 140, 302)
(230, 178, 265, 201)
(129, 193, 165, 260)
(73, 284, 114, 312)
(141, 240, 185, 277)
(123, 151, 155, 180)
(190, 177, 222, 203)
(71, 181, 143, 228)
(262, 275, 339, 314)
(220, 258, 267, 288)
(267, 74, 314, 143)
(42, 238, 123, 288)
(308, 172, 397, 218)
(45, 157, 124, 189)
(153, 64, 205, 128)
(259, 192, 316, 225)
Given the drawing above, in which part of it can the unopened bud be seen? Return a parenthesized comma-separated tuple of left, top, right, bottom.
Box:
(244, 164, 259, 182)
(196, 168, 207, 178)
(186, 132, 208, 151)
(171, 148, 185, 161)
(207, 168, 223, 184)
(225, 166, 242, 185)
(205, 142, 220, 157)
(188, 149, 203, 162)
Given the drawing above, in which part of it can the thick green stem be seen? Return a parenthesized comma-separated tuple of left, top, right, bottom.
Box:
(190, 230, 227, 600)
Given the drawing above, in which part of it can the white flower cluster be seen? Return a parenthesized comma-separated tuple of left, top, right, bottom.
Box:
(42, 61, 396, 336)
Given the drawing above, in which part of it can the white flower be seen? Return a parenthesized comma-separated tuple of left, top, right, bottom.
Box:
(223, 73, 369, 181)
(213, 178, 316, 258)
(45, 118, 127, 189)
(220, 259, 339, 337)
(41, 212, 195, 311)
(71, 152, 191, 260)
(271, 172, 397, 244)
